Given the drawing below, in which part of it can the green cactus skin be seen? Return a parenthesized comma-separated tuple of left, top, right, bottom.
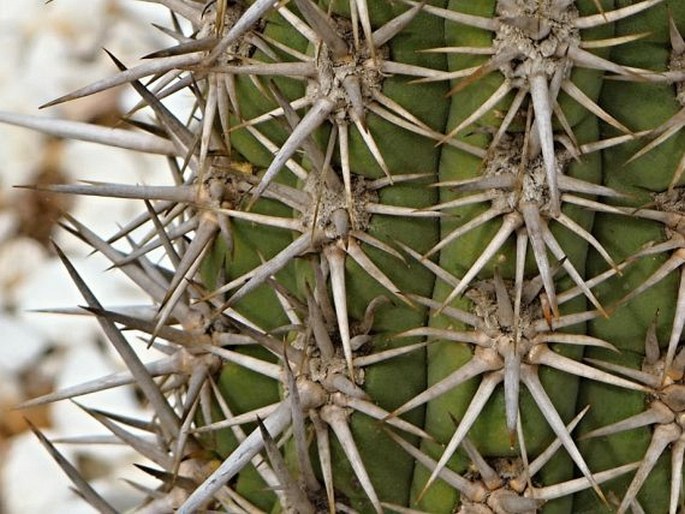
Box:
(5, 1, 685, 514)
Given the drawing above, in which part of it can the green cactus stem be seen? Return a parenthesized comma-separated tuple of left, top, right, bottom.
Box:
(3, 0, 685, 513)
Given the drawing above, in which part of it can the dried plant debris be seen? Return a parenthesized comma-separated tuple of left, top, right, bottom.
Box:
(7, 139, 72, 247)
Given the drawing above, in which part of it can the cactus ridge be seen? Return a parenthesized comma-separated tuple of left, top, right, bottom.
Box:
(4, 0, 685, 513)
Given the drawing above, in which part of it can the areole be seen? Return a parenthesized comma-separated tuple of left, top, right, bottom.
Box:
(2, 1, 685, 513)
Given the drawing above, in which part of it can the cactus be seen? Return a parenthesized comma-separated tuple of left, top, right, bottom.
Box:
(4, 0, 685, 512)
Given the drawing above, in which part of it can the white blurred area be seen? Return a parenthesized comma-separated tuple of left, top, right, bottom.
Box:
(0, 1, 195, 512)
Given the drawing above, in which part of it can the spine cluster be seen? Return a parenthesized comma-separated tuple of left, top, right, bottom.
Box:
(4, 1, 685, 513)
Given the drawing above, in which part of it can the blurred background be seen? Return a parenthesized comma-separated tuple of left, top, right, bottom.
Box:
(0, 1, 191, 511)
